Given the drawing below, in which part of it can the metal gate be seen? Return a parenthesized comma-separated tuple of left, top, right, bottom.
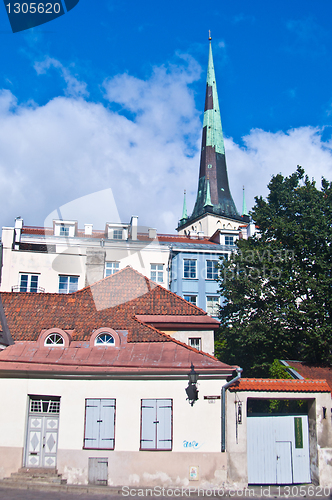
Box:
(25, 396, 60, 468)
(247, 415, 311, 484)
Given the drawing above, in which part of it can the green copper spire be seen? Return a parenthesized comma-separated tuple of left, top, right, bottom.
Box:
(203, 40, 225, 155)
(181, 189, 188, 222)
(186, 35, 239, 224)
(242, 186, 248, 216)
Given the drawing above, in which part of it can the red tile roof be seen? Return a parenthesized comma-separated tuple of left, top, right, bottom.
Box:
(135, 315, 219, 330)
(229, 378, 331, 393)
(286, 362, 332, 394)
(0, 267, 211, 343)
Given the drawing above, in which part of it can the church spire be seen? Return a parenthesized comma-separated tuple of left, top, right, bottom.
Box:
(180, 189, 188, 223)
(178, 35, 239, 229)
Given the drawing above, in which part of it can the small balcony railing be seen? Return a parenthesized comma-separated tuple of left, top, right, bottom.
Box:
(11, 286, 46, 293)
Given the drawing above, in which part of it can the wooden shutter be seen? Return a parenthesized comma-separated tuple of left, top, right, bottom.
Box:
(99, 399, 115, 449)
(141, 399, 157, 449)
(140, 399, 172, 450)
(84, 399, 100, 448)
(156, 399, 172, 450)
(84, 399, 115, 449)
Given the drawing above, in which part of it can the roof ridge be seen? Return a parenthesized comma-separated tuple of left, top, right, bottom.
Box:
(152, 283, 208, 317)
(74, 266, 131, 294)
(133, 316, 222, 361)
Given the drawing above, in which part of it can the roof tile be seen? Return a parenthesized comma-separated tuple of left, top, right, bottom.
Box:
(229, 378, 331, 393)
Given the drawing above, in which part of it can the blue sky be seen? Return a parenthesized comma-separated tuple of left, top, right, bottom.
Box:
(1, 0, 332, 232)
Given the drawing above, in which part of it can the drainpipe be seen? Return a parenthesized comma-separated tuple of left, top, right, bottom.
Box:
(221, 367, 243, 452)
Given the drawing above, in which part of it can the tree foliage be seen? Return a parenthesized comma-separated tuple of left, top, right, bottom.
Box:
(216, 166, 332, 377)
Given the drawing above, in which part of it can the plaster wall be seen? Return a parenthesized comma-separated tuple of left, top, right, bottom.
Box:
(0, 376, 227, 485)
(0, 242, 86, 293)
(0, 228, 170, 292)
(226, 390, 332, 487)
(165, 330, 214, 356)
(177, 215, 241, 239)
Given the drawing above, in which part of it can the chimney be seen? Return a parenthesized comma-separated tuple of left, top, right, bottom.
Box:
(84, 224, 93, 236)
(148, 228, 157, 239)
(14, 216, 23, 249)
(130, 216, 138, 240)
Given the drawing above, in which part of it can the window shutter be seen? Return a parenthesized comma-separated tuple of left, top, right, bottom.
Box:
(84, 399, 100, 447)
(99, 399, 115, 449)
(156, 400, 172, 450)
(140, 400, 157, 449)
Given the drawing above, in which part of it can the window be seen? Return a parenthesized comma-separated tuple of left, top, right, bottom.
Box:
(150, 264, 163, 283)
(206, 296, 220, 316)
(183, 259, 196, 279)
(19, 273, 39, 292)
(206, 260, 218, 280)
(58, 275, 79, 294)
(59, 225, 70, 237)
(189, 338, 201, 350)
(95, 333, 115, 346)
(45, 333, 64, 346)
(225, 236, 234, 246)
(84, 399, 116, 450)
(30, 397, 60, 414)
(105, 262, 119, 277)
(113, 229, 123, 239)
(184, 295, 197, 306)
(140, 399, 172, 451)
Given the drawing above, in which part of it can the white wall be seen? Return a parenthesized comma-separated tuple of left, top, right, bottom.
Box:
(0, 375, 228, 486)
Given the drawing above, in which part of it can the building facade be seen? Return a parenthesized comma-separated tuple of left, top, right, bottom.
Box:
(0, 40, 250, 319)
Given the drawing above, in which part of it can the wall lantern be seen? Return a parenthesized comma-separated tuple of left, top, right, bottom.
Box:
(237, 401, 242, 424)
(185, 363, 199, 406)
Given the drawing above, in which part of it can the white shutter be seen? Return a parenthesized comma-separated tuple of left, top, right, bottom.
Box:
(84, 399, 115, 449)
(141, 400, 157, 449)
(99, 399, 115, 449)
(156, 400, 172, 450)
(140, 399, 172, 450)
(84, 399, 100, 448)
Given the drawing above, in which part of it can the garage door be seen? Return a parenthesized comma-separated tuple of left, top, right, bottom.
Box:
(247, 415, 311, 484)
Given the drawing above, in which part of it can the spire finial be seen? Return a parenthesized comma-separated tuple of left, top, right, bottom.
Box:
(208, 30, 212, 41)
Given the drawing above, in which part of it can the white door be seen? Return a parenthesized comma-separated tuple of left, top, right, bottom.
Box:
(276, 441, 293, 484)
(247, 415, 311, 484)
(25, 397, 60, 468)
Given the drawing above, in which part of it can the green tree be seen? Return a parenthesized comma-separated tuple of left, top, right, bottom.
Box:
(216, 166, 332, 377)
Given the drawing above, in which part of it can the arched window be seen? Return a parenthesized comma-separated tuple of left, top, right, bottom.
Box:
(95, 333, 115, 346)
(44, 333, 64, 346)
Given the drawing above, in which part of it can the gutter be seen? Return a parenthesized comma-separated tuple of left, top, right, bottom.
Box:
(221, 366, 243, 452)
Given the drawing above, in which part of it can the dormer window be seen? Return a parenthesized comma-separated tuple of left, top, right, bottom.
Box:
(113, 229, 123, 240)
(95, 333, 115, 346)
(60, 225, 70, 237)
(53, 220, 77, 237)
(44, 333, 65, 346)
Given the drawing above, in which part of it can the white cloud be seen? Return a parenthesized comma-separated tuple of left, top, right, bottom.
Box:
(34, 57, 89, 98)
(0, 56, 332, 234)
(225, 127, 332, 214)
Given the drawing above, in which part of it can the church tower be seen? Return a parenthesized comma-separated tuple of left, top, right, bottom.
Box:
(177, 35, 247, 237)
